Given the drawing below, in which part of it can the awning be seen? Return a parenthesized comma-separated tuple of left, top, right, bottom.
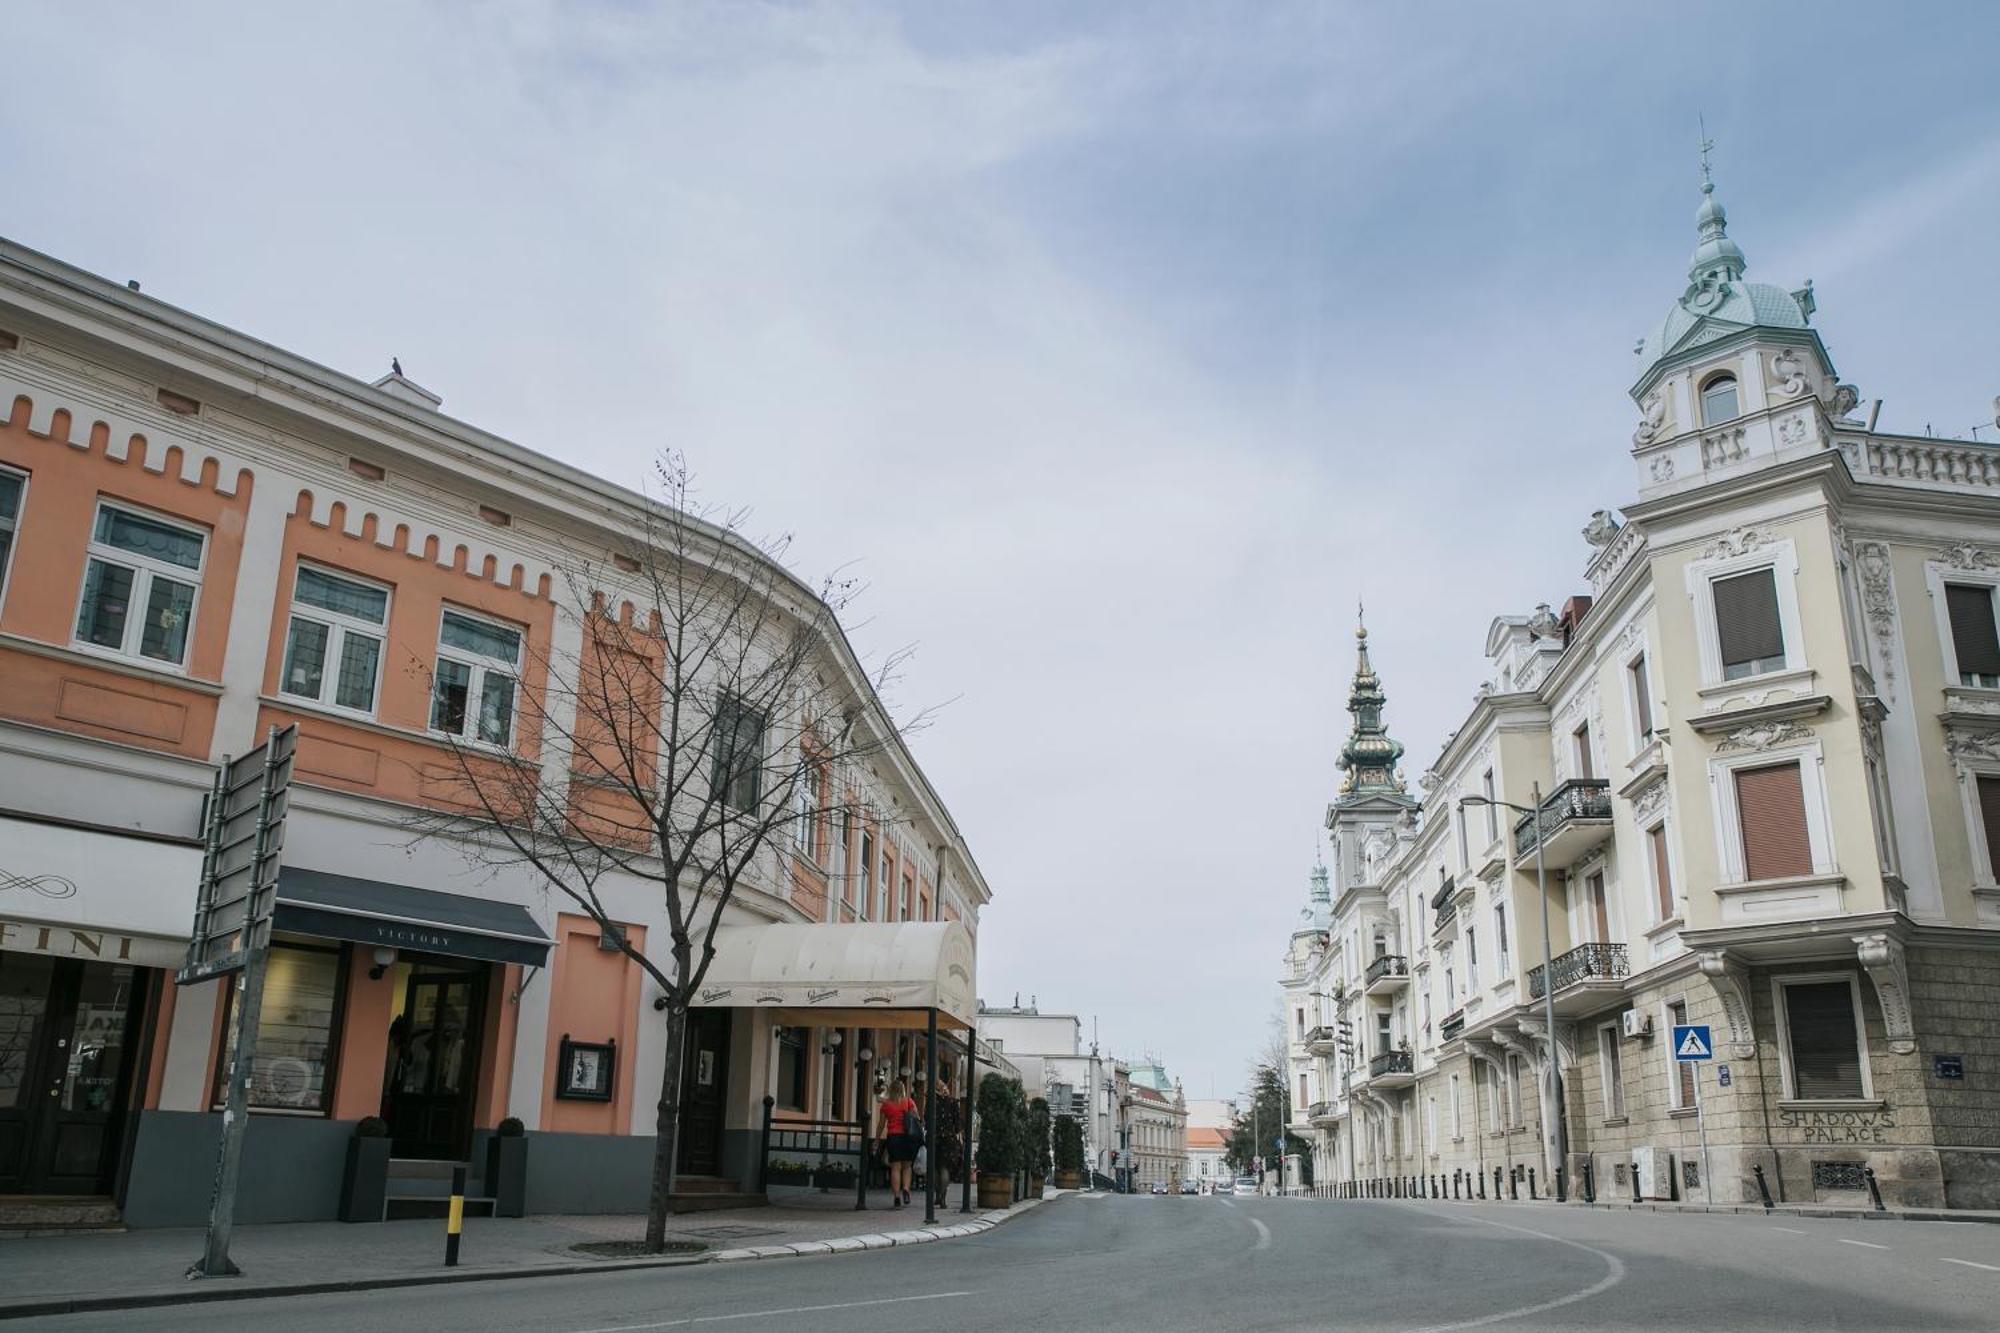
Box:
(274, 866, 552, 967)
(690, 921, 975, 1029)
(0, 814, 201, 969)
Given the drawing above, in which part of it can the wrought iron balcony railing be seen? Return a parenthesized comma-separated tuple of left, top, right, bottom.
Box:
(1368, 1049, 1414, 1078)
(1364, 954, 1409, 987)
(1304, 1023, 1336, 1046)
(1512, 778, 1613, 858)
(1527, 942, 1628, 999)
(1308, 1100, 1332, 1119)
(1439, 1009, 1466, 1041)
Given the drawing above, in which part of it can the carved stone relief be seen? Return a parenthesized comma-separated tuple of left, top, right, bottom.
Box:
(1630, 776, 1670, 823)
(1650, 454, 1676, 483)
(1939, 543, 2000, 572)
(1945, 727, 2000, 765)
(1851, 541, 1900, 700)
(1778, 413, 1812, 447)
(1701, 526, 1770, 561)
(1632, 393, 1667, 447)
(1697, 950, 1757, 1055)
(1715, 719, 1816, 754)
(1771, 347, 1810, 397)
(1854, 933, 1917, 1055)
(1702, 428, 1750, 469)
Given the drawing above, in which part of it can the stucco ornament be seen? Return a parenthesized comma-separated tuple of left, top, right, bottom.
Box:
(1582, 509, 1622, 548)
(1771, 347, 1809, 397)
(1852, 542, 1899, 699)
(1940, 543, 2000, 573)
(1778, 413, 1812, 447)
(1945, 727, 2000, 765)
(1700, 526, 1769, 561)
(1854, 933, 1917, 1055)
(1632, 393, 1667, 446)
(1830, 383, 1861, 421)
(1650, 455, 1676, 482)
(1526, 603, 1562, 640)
(1696, 950, 1757, 1055)
(1715, 719, 1814, 754)
(1629, 776, 1669, 823)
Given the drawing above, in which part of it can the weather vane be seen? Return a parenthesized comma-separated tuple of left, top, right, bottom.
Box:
(1698, 113, 1715, 193)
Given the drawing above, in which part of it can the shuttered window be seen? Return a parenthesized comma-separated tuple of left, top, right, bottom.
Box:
(1736, 762, 1813, 881)
(1713, 569, 1786, 679)
(1977, 776, 2000, 881)
(1649, 824, 1674, 920)
(1946, 584, 2000, 687)
(1669, 1001, 1697, 1108)
(1782, 980, 1865, 1100)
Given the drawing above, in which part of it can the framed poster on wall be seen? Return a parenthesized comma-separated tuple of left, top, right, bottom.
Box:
(556, 1034, 616, 1101)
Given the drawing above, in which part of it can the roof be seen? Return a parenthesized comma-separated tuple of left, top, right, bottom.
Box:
(1187, 1127, 1229, 1150)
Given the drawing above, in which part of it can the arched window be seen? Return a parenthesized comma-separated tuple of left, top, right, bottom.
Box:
(1700, 372, 1740, 425)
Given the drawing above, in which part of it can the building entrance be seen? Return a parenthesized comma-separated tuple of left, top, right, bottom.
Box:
(382, 958, 487, 1160)
(0, 954, 143, 1194)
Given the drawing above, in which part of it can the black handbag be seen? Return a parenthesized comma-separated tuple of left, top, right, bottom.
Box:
(904, 1108, 926, 1145)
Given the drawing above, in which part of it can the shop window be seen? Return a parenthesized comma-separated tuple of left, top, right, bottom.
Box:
(430, 608, 523, 747)
(1735, 761, 1813, 881)
(75, 501, 206, 668)
(1713, 568, 1786, 680)
(709, 693, 766, 811)
(213, 943, 344, 1113)
(1778, 977, 1868, 1100)
(775, 1027, 807, 1112)
(0, 465, 23, 607)
(1700, 372, 1740, 425)
(1945, 583, 2000, 689)
(281, 565, 389, 714)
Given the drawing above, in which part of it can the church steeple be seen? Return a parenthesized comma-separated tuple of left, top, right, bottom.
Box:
(1687, 133, 1747, 288)
(1336, 610, 1406, 800)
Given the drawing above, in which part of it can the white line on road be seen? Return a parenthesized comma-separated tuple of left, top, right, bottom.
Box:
(1250, 1217, 1271, 1251)
(1397, 1209, 1627, 1333)
(1837, 1238, 1890, 1250)
(570, 1290, 974, 1333)
(1941, 1258, 2000, 1272)
(1219, 1198, 1237, 1208)
(1771, 1226, 1807, 1234)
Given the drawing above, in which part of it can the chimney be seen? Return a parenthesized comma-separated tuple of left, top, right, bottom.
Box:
(1558, 595, 1594, 643)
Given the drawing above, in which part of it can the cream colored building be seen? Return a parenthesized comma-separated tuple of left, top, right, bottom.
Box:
(1282, 170, 2000, 1210)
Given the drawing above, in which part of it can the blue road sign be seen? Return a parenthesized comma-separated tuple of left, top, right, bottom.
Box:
(1274, 1137, 1285, 1151)
(1672, 1024, 1714, 1061)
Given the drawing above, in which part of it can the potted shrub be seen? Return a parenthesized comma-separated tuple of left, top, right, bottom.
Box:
(1052, 1114, 1086, 1190)
(974, 1075, 1018, 1208)
(339, 1116, 391, 1223)
(484, 1116, 529, 1217)
(813, 1158, 858, 1191)
(1025, 1097, 1052, 1196)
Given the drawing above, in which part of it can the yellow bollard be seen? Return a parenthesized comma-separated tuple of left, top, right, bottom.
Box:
(445, 1165, 466, 1267)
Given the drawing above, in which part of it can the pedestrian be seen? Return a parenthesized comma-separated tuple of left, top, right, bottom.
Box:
(873, 1078, 922, 1209)
(930, 1067, 962, 1204)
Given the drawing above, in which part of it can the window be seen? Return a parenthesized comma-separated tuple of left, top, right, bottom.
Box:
(1299, 1074, 1308, 1108)
(1778, 977, 1868, 1100)
(1582, 871, 1610, 942)
(1713, 568, 1786, 680)
(775, 1026, 808, 1111)
(1375, 1012, 1392, 1057)
(1978, 777, 2000, 881)
(1598, 1025, 1625, 1118)
(1736, 761, 1813, 881)
(1494, 904, 1509, 971)
(1449, 1074, 1462, 1139)
(1508, 1054, 1524, 1127)
(1426, 1097, 1438, 1152)
(430, 608, 523, 747)
(1488, 1064, 1505, 1131)
(794, 771, 816, 859)
(1629, 654, 1655, 744)
(859, 832, 874, 918)
(1668, 1000, 1697, 1110)
(1481, 770, 1498, 843)
(0, 466, 23, 605)
(707, 693, 767, 811)
(1296, 1009, 1306, 1039)
(903, 869, 915, 921)
(1946, 584, 2000, 689)
(214, 943, 343, 1113)
(1465, 927, 1478, 987)
(1700, 372, 1739, 424)
(1648, 824, 1675, 920)
(280, 565, 388, 713)
(1572, 723, 1594, 779)
(1454, 804, 1469, 869)
(75, 501, 206, 668)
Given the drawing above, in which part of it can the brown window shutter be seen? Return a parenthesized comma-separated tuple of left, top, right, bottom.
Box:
(1978, 776, 2000, 881)
(1713, 569, 1784, 670)
(1946, 585, 2000, 678)
(1650, 825, 1674, 919)
(1784, 980, 1865, 1099)
(1736, 762, 1813, 880)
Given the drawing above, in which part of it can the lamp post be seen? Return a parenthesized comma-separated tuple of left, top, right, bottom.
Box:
(1460, 781, 1568, 1202)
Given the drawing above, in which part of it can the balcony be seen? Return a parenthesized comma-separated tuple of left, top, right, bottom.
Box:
(1304, 1023, 1338, 1054)
(1526, 942, 1629, 1015)
(1438, 1008, 1466, 1042)
(1512, 778, 1614, 866)
(1308, 1099, 1342, 1125)
(1367, 1049, 1415, 1088)
(1364, 954, 1411, 994)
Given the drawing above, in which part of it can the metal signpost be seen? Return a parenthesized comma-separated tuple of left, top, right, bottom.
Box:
(178, 725, 296, 1278)
(1673, 1023, 1714, 1201)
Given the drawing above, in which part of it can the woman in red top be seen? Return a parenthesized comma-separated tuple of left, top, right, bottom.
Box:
(873, 1079, 920, 1208)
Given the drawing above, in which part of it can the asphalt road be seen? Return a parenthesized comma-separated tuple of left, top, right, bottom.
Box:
(17, 1193, 2000, 1332)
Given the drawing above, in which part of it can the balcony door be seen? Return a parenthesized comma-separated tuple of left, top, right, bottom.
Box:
(1583, 871, 1610, 943)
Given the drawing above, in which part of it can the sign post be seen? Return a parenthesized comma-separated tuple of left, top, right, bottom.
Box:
(1672, 1023, 1714, 1202)
(179, 725, 295, 1279)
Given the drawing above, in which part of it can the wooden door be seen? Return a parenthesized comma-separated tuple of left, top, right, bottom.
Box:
(388, 969, 485, 1160)
(676, 1009, 731, 1176)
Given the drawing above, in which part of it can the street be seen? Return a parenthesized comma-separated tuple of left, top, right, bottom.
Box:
(13, 1193, 2000, 1332)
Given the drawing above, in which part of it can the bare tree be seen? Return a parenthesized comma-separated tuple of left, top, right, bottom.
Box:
(417, 453, 921, 1251)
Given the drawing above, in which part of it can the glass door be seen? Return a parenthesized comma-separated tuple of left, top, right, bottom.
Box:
(0, 956, 141, 1195)
(386, 968, 485, 1160)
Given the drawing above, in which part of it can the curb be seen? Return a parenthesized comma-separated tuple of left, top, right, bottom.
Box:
(1278, 1193, 2000, 1227)
(0, 1196, 1053, 1322)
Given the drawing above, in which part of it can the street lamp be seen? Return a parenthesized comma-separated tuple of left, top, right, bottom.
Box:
(1460, 781, 1568, 1202)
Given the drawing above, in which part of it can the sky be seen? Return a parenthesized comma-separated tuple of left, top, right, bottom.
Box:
(6, 1, 2000, 1099)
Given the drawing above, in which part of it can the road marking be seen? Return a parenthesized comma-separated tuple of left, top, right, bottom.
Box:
(1941, 1258, 2000, 1272)
(1250, 1217, 1272, 1250)
(571, 1290, 974, 1332)
(1219, 1198, 1237, 1209)
(1397, 1208, 1627, 1333)
(1837, 1238, 1890, 1250)
(1771, 1226, 1807, 1234)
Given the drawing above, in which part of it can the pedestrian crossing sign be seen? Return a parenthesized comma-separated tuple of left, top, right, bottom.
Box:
(1672, 1024, 1713, 1061)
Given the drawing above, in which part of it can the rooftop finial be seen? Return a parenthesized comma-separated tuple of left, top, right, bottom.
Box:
(1686, 120, 1746, 285)
(1698, 113, 1715, 195)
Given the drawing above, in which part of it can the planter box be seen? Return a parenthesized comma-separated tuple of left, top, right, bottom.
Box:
(977, 1174, 1013, 1208)
(1053, 1170, 1084, 1190)
(812, 1168, 857, 1191)
(484, 1135, 529, 1218)
(765, 1167, 813, 1188)
(1030, 1174, 1047, 1197)
(339, 1136, 390, 1223)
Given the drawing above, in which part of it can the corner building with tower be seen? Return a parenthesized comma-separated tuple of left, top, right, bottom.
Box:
(1281, 170, 2000, 1210)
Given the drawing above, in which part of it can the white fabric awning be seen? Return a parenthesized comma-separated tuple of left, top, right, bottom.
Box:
(691, 921, 976, 1029)
(0, 815, 202, 969)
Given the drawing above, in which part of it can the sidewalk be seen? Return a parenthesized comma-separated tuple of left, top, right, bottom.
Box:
(1279, 1188, 2000, 1225)
(0, 1189, 1057, 1321)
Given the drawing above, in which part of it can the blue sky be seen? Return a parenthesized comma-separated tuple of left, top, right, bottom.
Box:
(6, 2, 1999, 1097)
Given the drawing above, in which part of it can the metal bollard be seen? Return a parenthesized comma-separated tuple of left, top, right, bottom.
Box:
(1494, 1167, 1503, 1200)
(1583, 1159, 1595, 1204)
(1477, 1169, 1486, 1200)
(1631, 1161, 1643, 1203)
(1452, 1169, 1461, 1199)
(445, 1164, 466, 1267)
(1509, 1166, 1518, 1201)
(1752, 1164, 1774, 1212)
(1528, 1166, 1538, 1201)
(1556, 1164, 1566, 1203)
(1864, 1167, 1886, 1212)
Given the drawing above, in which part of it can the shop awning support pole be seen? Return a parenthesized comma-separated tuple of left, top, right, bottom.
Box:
(923, 1007, 938, 1225)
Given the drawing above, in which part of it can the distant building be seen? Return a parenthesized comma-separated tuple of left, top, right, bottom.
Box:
(1185, 1125, 1230, 1187)
(1125, 1058, 1188, 1189)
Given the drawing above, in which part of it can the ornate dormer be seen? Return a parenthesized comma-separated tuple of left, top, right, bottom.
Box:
(1627, 148, 1858, 499)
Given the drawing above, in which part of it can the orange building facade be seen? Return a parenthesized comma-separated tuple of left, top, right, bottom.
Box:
(0, 239, 988, 1225)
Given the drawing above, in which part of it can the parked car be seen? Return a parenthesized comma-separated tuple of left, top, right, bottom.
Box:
(1149, 1181, 1168, 1195)
(1179, 1180, 1199, 1195)
(1235, 1174, 1259, 1195)
(1213, 1179, 1235, 1195)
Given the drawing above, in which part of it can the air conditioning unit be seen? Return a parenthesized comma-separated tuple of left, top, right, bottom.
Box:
(1621, 1010, 1653, 1039)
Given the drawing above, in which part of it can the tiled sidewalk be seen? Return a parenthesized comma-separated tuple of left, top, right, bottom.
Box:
(0, 1190, 1056, 1320)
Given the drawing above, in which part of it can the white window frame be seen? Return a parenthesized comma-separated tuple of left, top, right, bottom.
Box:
(1771, 971, 1874, 1102)
(1448, 1073, 1462, 1141)
(1926, 561, 2000, 692)
(72, 499, 208, 671)
(1597, 1023, 1625, 1119)
(428, 605, 524, 750)
(1481, 769, 1498, 845)
(0, 463, 25, 611)
(1569, 853, 1616, 945)
(1625, 643, 1657, 751)
(1642, 815, 1680, 926)
(1493, 903, 1509, 973)
(1685, 537, 1807, 690)
(279, 562, 391, 717)
(1699, 371, 1740, 425)
(1707, 741, 1836, 885)
(1955, 759, 2000, 893)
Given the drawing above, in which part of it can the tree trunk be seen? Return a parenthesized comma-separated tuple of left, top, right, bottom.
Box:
(644, 1004, 690, 1252)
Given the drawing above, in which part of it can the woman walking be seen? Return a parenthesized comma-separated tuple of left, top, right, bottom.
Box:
(873, 1078, 922, 1208)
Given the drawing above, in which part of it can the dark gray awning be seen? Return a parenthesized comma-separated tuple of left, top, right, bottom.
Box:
(274, 867, 551, 967)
